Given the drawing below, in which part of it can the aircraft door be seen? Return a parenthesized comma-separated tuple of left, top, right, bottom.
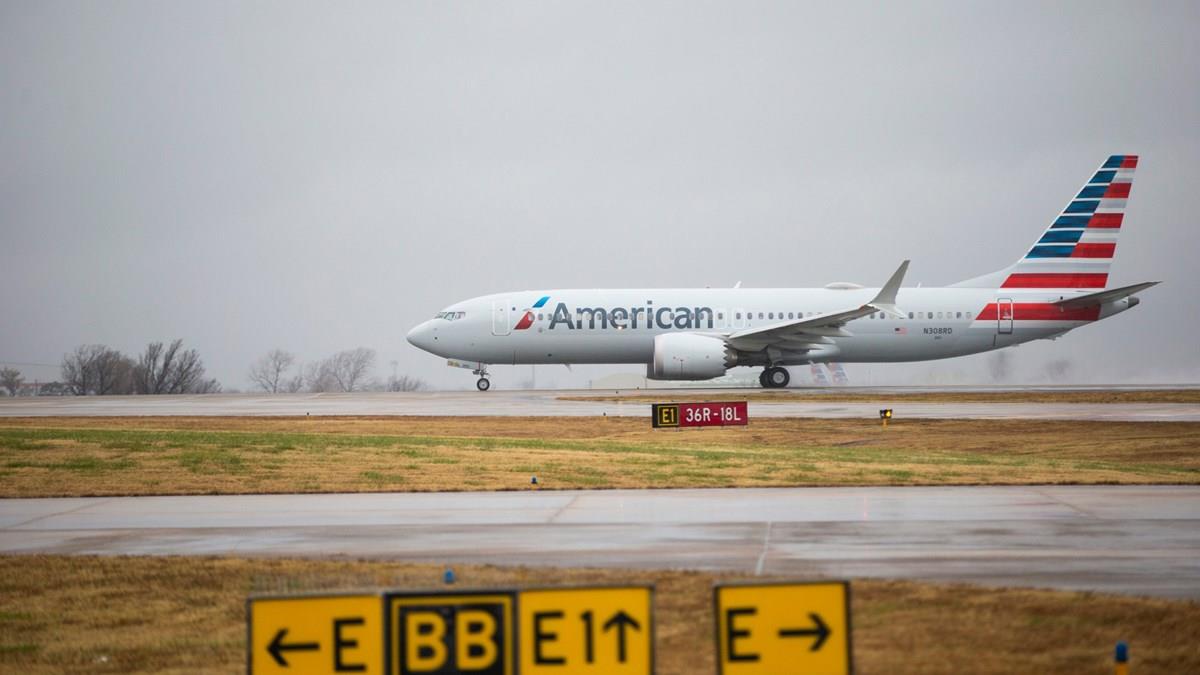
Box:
(492, 300, 511, 336)
(997, 298, 1014, 335)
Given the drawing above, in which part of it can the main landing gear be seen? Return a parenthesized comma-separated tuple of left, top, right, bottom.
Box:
(759, 366, 790, 389)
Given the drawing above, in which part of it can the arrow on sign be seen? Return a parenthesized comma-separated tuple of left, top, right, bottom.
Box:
(602, 611, 642, 662)
(778, 613, 831, 652)
(267, 628, 319, 667)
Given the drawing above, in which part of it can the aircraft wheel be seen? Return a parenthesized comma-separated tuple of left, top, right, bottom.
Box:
(476, 377, 491, 392)
(765, 366, 790, 388)
(758, 370, 770, 388)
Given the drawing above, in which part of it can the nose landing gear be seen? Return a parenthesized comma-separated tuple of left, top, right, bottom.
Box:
(472, 365, 492, 392)
(759, 366, 790, 389)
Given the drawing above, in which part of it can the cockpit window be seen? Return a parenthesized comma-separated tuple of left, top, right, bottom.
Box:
(435, 311, 466, 321)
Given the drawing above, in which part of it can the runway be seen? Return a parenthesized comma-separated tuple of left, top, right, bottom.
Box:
(3, 486, 1197, 598)
(2, 389, 1198, 421)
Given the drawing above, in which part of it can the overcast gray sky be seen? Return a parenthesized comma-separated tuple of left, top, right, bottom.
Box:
(3, 1, 1198, 390)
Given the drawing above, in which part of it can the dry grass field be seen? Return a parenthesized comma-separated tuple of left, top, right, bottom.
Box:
(560, 388, 1200, 404)
(1, 416, 1197, 497)
(0, 555, 1196, 674)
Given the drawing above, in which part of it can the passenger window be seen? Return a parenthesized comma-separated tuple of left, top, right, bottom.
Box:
(956, 312, 962, 319)
(768, 312, 774, 320)
(908, 312, 914, 319)
(736, 312, 741, 319)
(718, 312, 724, 320)
(788, 312, 794, 319)
(758, 313, 764, 319)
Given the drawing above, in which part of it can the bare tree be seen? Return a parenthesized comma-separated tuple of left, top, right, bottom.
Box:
(133, 339, 215, 394)
(303, 361, 336, 393)
(192, 377, 222, 394)
(0, 368, 23, 396)
(94, 349, 134, 394)
(325, 348, 376, 392)
(388, 374, 428, 392)
(248, 349, 296, 393)
(62, 345, 133, 395)
(62, 345, 100, 395)
(283, 373, 305, 393)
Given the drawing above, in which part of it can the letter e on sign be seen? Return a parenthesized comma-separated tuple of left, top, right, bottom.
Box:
(652, 404, 680, 428)
(518, 586, 653, 674)
(248, 593, 383, 674)
(714, 581, 851, 675)
(385, 591, 515, 675)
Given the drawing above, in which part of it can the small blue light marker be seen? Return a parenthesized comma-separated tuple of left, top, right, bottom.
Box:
(1114, 641, 1128, 675)
(443, 568, 456, 585)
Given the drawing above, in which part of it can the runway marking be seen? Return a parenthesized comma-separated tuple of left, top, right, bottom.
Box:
(755, 521, 774, 576)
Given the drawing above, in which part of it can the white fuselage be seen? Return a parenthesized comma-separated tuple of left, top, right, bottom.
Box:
(405, 286, 1136, 369)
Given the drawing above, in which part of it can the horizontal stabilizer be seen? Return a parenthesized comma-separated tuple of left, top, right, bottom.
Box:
(1054, 281, 1159, 309)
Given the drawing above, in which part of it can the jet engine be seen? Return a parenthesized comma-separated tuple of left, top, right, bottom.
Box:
(648, 333, 737, 380)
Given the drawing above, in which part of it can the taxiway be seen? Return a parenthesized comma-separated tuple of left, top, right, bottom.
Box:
(1, 389, 1198, 421)
(3, 485, 1197, 598)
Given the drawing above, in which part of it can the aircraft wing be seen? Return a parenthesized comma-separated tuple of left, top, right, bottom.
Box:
(725, 260, 909, 351)
(1053, 281, 1160, 310)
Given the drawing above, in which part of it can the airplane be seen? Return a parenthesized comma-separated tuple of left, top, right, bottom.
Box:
(407, 155, 1158, 391)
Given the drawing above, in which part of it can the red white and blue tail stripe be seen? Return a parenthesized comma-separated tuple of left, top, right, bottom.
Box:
(953, 155, 1136, 290)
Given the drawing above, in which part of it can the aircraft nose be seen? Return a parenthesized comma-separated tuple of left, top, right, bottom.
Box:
(406, 321, 436, 352)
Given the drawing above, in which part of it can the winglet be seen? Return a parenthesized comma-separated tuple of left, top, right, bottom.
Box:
(868, 260, 909, 319)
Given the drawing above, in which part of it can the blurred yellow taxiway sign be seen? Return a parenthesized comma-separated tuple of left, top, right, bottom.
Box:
(714, 581, 852, 675)
(386, 591, 516, 675)
(518, 586, 653, 674)
(248, 593, 383, 674)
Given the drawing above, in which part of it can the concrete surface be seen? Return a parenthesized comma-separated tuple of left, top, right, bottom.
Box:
(3, 486, 1197, 598)
(1, 389, 1198, 421)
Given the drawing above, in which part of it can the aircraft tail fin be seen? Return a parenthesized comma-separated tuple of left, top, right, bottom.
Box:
(952, 155, 1137, 290)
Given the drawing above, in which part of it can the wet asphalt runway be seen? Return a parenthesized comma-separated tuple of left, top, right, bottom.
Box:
(1, 388, 1198, 421)
(3, 486, 1197, 598)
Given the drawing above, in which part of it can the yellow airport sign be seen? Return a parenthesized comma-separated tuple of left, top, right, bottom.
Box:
(248, 593, 383, 674)
(714, 581, 852, 675)
(517, 586, 653, 674)
(385, 591, 516, 675)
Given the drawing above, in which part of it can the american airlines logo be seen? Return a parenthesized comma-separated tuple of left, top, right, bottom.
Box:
(513, 295, 550, 330)
(516, 296, 717, 331)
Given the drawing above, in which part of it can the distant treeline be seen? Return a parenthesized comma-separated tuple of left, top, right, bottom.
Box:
(9, 340, 221, 396)
(247, 348, 426, 393)
(1, 343, 428, 396)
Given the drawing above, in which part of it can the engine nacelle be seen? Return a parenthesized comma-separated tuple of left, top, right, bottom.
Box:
(648, 333, 737, 380)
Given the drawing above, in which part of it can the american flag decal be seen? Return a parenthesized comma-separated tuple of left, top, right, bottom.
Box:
(894, 326, 908, 335)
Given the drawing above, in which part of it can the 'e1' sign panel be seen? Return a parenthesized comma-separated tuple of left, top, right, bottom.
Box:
(652, 402, 748, 428)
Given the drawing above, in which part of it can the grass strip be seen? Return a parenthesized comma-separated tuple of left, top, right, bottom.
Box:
(0, 555, 1197, 674)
